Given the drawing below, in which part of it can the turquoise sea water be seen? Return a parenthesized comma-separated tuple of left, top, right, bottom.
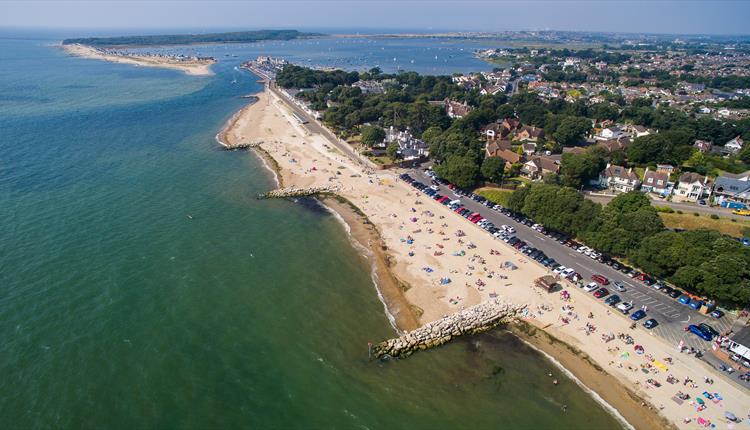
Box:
(0, 35, 622, 429)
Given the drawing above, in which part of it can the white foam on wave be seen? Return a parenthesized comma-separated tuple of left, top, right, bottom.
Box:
(515, 334, 635, 430)
(320, 200, 400, 333)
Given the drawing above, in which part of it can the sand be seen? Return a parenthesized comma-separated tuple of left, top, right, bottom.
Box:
(61, 44, 215, 76)
(222, 88, 750, 430)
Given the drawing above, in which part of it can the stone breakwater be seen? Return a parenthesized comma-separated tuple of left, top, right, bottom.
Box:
(222, 140, 262, 150)
(373, 299, 526, 358)
(259, 185, 341, 199)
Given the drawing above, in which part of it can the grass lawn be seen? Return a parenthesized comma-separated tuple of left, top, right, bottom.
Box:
(369, 155, 395, 165)
(659, 212, 750, 238)
(476, 187, 514, 206)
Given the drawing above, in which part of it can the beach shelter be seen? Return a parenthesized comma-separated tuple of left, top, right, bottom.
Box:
(696, 397, 705, 406)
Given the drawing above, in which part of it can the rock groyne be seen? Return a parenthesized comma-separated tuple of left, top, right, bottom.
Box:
(259, 185, 341, 199)
(373, 299, 525, 359)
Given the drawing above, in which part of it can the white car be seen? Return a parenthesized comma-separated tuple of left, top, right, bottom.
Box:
(583, 282, 599, 292)
(553, 266, 567, 275)
(561, 268, 575, 278)
(616, 302, 634, 314)
(577, 246, 589, 254)
(589, 251, 600, 259)
(429, 185, 439, 191)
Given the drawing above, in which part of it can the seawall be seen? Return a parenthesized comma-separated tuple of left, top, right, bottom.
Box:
(373, 299, 525, 358)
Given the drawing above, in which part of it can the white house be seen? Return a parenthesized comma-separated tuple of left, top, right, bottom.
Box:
(641, 168, 671, 196)
(597, 163, 640, 193)
(725, 136, 744, 155)
(674, 172, 711, 202)
(596, 126, 625, 141)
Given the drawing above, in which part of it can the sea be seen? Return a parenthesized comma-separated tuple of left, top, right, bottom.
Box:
(0, 31, 624, 429)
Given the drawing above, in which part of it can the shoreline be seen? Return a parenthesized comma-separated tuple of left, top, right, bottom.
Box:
(60, 43, 215, 76)
(219, 83, 748, 430)
(218, 87, 641, 428)
(509, 321, 676, 430)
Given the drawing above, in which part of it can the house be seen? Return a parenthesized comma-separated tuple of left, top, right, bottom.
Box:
(516, 125, 544, 142)
(598, 163, 640, 193)
(501, 118, 522, 133)
(491, 149, 522, 169)
(674, 172, 711, 202)
(726, 326, 750, 361)
(521, 156, 560, 180)
(521, 142, 537, 157)
(713, 170, 750, 204)
(485, 140, 512, 157)
(351, 80, 384, 94)
(483, 123, 510, 141)
(562, 146, 587, 155)
(693, 140, 713, 153)
(724, 136, 744, 155)
(444, 98, 473, 119)
(641, 168, 671, 196)
(384, 126, 429, 160)
(626, 125, 650, 138)
(598, 137, 631, 152)
(656, 164, 675, 175)
(596, 126, 625, 141)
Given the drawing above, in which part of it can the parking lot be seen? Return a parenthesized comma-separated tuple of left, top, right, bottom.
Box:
(407, 168, 735, 353)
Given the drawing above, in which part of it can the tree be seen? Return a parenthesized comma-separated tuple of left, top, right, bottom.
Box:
(480, 157, 505, 184)
(386, 142, 400, 160)
(360, 125, 385, 147)
(433, 155, 479, 189)
(583, 191, 664, 257)
(560, 147, 607, 188)
(553, 116, 592, 147)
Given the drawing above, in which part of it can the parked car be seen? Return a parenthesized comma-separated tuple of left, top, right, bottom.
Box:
(616, 302, 634, 314)
(593, 288, 609, 298)
(699, 323, 719, 338)
(688, 324, 713, 341)
(677, 294, 691, 305)
(668, 289, 681, 299)
(688, 299, 704, 310)
(613, 281, 626, 292)
(583, 282, 599, 292)
(643, 318, 658, 329)
(710, 310, 724, 319)
(591, 274, 609, 285)
(630, 310, 647, 321)
(605, 295, 621, 306)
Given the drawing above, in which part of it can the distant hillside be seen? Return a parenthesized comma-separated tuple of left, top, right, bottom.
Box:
(62, 29, 320, 47)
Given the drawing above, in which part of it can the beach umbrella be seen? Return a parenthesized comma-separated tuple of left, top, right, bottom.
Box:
(724, 411, 737, 422)
(696, 397, 705, 405)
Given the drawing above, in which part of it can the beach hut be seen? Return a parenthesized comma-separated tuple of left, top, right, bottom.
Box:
(534, 275, 558, 293)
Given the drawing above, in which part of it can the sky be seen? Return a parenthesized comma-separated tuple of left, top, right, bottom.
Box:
(1, 0, 749, 35)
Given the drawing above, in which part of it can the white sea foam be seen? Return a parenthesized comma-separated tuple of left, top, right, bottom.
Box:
(320, 201, 400, 333)
(515, 334, 635, 430)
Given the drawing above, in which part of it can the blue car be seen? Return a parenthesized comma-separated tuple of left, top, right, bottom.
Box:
(677, 294, 691, 305)
(688, 324, 713, 341)
(630, 310, 646, 321)
(689, 299, 704, 310)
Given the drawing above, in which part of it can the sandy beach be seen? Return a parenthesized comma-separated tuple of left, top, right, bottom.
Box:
(61, 43, 215, 76)
(222, 87, 750, 430)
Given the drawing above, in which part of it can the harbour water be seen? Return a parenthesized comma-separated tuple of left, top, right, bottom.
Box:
(0, 33, 622, 429)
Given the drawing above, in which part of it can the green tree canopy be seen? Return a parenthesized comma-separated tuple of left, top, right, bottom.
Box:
(480, 156, 505, 184)
(360, 125, 385, 147)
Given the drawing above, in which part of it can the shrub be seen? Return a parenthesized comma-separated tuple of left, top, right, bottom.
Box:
(693, 212, 700, 217)
(676, 210, 683, 214)
(710, 214, 719, 220)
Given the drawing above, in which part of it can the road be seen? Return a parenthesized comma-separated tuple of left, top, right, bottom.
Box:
(268, 81, 376, 170)
(410, 169, 735, 353)
(585, 191, 748, 222)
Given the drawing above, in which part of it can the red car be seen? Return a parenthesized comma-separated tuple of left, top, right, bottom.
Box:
(454, 206, 464, 213)
(591, 274, 609, 285)
(593, 287, 609, 298)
